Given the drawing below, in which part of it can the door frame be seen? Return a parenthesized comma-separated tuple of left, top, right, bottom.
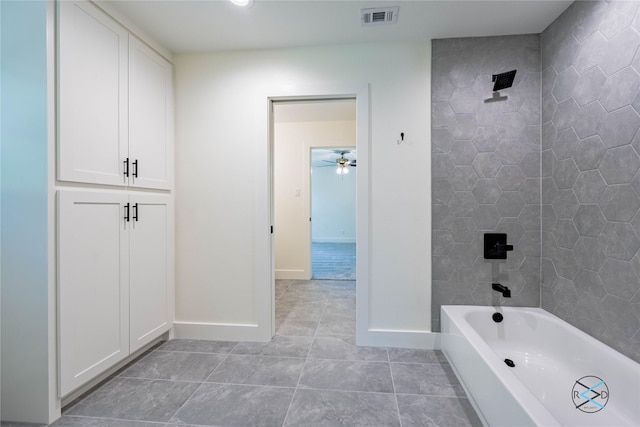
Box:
(267, 84, 370, 341)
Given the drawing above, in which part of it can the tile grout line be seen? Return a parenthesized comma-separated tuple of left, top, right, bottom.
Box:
(280, 289, 330, 426)
(161, 347, 238, 424)
(388, 348, 405, 427)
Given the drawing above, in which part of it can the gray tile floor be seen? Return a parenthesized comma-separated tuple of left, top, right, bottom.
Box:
(43, 279, 481, 427)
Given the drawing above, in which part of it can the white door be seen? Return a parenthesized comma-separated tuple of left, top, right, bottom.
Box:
(58, 1, 128, 186)
(128, 36, 174, 190)
(129, 194, 172, 352)
(58, 190, 129, 397)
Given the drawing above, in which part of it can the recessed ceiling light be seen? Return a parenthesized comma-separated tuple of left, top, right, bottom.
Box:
(230, 0, 254, 7)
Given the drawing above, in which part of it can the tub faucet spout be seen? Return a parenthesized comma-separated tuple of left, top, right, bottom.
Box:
(492, 283, 511, 298)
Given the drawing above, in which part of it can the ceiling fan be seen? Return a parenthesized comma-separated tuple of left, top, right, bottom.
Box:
(318, 150, 357, 174)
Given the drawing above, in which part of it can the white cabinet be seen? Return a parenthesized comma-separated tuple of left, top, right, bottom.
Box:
(57, 191, 129, 396)
(129, 195, 173, 352)
(57, 0, 174, 400)
(58, 190, 172, 396)
(58, 1, 173, 190)
(129, 37, 174, 190)
(58, 0, 128, 187)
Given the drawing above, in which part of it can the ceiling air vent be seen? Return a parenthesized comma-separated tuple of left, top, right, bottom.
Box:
(361, 7, 399, 26)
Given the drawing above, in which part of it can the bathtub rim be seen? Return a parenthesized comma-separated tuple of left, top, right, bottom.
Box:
(442, 305, 563, 427)
(441, 304, 640, 427)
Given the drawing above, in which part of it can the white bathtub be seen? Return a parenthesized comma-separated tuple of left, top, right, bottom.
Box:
(441, 305, 640, 427)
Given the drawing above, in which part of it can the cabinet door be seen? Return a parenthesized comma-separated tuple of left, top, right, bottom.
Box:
(58, 191, 129, 397)
(58, 1, 128, 186)
(128, 36, 174, 190)
(129, 194, 173, 352)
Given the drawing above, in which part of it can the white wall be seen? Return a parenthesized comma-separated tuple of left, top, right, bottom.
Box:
(312, 158, 356, 243)
(273, 119, 356, 279)
(174, 42, 433, 345)
(1, 0, 58, 422)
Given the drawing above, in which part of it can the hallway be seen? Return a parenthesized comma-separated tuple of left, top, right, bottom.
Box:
(43, 280, 480, 427)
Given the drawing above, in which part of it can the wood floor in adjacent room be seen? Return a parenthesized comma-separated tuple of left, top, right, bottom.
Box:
(311, 242, 356, 280)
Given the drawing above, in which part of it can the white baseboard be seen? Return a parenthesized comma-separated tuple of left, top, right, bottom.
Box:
(357, 329, 441, 349)
(275, 269, 310, 280)
(173, 321, 271, 342)
(312, 238, 356, 243)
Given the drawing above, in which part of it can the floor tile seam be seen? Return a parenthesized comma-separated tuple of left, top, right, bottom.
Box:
(304, 357, 391, 364)
(280, 385, 300, 427)
(280, 342, 310, 427)
(387, 350, 404, 427)
(309, 297, 330, 345)
(154, 349, 237, 356)
(202, 350, 237, 383)
(305, 356, 389, 363)
(115, 351, 230, 384)
(389, 361, 451, 366)
(293, 385, 397, 395)
(395, 391, 471, 399)
(213, 353, 307, 360)
(201, 380, 298, 390)
(229, 350, 311, 358)
(162, 378, 209, 424)
(115, 374, 210, 383)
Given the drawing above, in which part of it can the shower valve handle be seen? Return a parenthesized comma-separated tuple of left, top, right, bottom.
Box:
(494, 243, 513, 252)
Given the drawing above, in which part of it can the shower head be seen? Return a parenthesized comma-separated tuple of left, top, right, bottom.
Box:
(492, 70, 517, 92)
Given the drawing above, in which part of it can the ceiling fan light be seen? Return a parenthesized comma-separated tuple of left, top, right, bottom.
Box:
(230, 0, 254, 7)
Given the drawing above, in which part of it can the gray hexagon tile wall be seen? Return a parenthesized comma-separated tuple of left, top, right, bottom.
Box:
(431, 34, 542, 330)
(432, 1, 640, 364)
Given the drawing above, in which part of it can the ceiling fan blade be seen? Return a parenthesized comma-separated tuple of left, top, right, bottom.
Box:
(322, 159, 336, 164)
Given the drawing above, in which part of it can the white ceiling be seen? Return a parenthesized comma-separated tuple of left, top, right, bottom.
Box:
(104, 0, 572, 54)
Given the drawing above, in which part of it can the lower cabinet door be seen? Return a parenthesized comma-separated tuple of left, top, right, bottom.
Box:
(58, 190, 130, 397)
(129, 194, 172, 352)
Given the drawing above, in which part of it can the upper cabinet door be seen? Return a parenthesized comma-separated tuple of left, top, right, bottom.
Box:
(128, 36, 174, 190)
(58, 1, 128, 186)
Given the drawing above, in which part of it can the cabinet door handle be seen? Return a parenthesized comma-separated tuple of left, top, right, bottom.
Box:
(124, 158, 130, 178)
(124, 203, 130, 222)
(132, 159, 138, 178)
(132, 203, 139, 222)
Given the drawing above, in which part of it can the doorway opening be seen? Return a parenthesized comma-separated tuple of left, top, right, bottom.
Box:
(310, 147, 356, 281)
(267, 84, 369, 344)
(271, 98, 358, 338)
(272, 99, 356, 281)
